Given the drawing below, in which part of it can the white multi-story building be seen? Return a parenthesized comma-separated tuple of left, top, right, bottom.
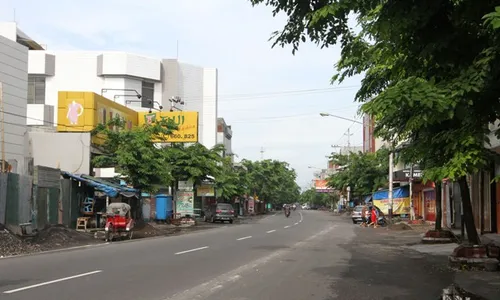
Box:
(0, 23, 44, 174)
(22, 44, 218, 148)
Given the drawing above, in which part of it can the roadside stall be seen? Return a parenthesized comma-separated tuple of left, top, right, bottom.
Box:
(61, 171, 140, 232)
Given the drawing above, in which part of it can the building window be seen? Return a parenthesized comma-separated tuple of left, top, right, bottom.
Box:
(27, 76, 46, 104)
(141, 81, 154, 108)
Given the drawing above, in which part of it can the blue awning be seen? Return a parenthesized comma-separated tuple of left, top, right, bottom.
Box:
(373, 185, 410, 200)
(61, 171, 139, 198)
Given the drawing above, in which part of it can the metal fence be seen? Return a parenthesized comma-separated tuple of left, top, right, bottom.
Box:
(0, 172, 32, 234)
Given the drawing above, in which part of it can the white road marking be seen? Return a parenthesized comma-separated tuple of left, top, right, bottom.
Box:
(174, 246, 209, 255)
(272, 213, 277, 216)
(284, 225, 290, 229)
(236, 236, 252, 241)
(294, 222, 299, 225)
(266, 230, 276, 233)
(3, 270, 102, 294)
(299, 212, 303, 222)
(163, 226, 336, 300)
(210, 285, 223, 292)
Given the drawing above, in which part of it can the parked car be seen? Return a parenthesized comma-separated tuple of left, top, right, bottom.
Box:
(351, 205, 365, 224)
(204, 203, 235, 224)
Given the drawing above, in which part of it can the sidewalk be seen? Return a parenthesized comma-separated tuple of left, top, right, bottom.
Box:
(359, 225, 500, 299)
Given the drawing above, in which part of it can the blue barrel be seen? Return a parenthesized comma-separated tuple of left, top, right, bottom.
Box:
(155, 194, 173, 220)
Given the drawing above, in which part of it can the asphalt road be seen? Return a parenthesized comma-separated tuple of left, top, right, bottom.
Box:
(0, 210, 491, 300)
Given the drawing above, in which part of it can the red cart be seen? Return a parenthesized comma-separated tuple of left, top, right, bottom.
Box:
(104, 203, 134, 242)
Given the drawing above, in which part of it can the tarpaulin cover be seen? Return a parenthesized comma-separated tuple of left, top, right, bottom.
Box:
(372, 185, 411, 215)
(372, 186, 409, 200)
(364, 195, 372, 203)
(61, 171, 138, 198)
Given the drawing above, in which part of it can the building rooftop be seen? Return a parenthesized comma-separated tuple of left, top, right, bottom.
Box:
(0, 22, 44, 50)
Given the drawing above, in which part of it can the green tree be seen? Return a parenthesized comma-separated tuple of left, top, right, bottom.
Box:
(91, 117, 178, 192)
(242, 159, 300, 205)
(249, 0, 500, 244)
(214, 157, 249, 201)
(328, 149, 389, 198)
(162, 143, 225, 190)
(300, 188, 338, 208)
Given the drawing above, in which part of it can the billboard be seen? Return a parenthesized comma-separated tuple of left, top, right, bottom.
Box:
(372, 186, 411, 215)
(57, 91, 138, 132)
(315, 179, 333, 193)
(57, 91, 198, 143)
(137, 111, 198, 143)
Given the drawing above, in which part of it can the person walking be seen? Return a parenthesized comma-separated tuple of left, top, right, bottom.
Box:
(370, 206, 379, 228)
(360, 205, 368, 227)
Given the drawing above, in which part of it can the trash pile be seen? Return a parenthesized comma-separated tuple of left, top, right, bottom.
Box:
(0, 229, 41, 258)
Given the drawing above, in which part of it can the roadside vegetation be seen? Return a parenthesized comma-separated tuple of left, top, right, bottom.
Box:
(91, 116, 300, 205)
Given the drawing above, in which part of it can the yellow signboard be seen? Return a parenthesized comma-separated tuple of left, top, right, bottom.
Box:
(137, 111, 198, 143)
(57, 91, 138, 132)
(57, 91, 198, 143)
(197, 185, 215, 197)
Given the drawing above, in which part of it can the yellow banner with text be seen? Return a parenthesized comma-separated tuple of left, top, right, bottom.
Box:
(57, 91, 198, 143)
(137, 111, 198, 143)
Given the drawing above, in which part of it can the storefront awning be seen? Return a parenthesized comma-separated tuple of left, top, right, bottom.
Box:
(61, 171, 139, 198)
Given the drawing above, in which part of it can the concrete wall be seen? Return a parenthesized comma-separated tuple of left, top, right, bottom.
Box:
(0, 35, 29, 174)
(0, 173, 32, 230)
(28, 131, 91, 174)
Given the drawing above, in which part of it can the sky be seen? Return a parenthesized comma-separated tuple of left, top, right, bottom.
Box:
(0, 0, 364, 190)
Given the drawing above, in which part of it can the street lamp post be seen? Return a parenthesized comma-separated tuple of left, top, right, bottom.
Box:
(320, 112, 394, 219)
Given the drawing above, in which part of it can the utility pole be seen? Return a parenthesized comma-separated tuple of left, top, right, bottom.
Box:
(388, 151, 394, 222)
(344, 128, 353, 154)
(0, 82, 5, 172)
(409, 164, 415, 220)
(260, 147, 265, 160)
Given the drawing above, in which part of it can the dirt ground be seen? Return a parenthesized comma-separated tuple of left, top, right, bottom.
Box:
(27, 224, 100, 251)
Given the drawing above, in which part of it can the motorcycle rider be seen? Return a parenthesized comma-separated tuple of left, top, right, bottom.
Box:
(284, 204, 291, 217)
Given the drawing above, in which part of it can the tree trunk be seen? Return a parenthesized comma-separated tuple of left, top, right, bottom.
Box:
(435, 181, 442, 231)
(457, 175, 481, 245)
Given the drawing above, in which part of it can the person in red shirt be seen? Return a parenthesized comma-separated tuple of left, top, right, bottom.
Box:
(370, 206, 379, 228)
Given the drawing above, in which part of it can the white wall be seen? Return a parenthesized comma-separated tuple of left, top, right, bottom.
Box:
(203, 68, 218, 149)
(28, 131, 91, 174)
(0, 35, 29, 174)
(30, 51, 162, 123)
(170, 62, 218, 148)
(0, 23, 17, 42)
